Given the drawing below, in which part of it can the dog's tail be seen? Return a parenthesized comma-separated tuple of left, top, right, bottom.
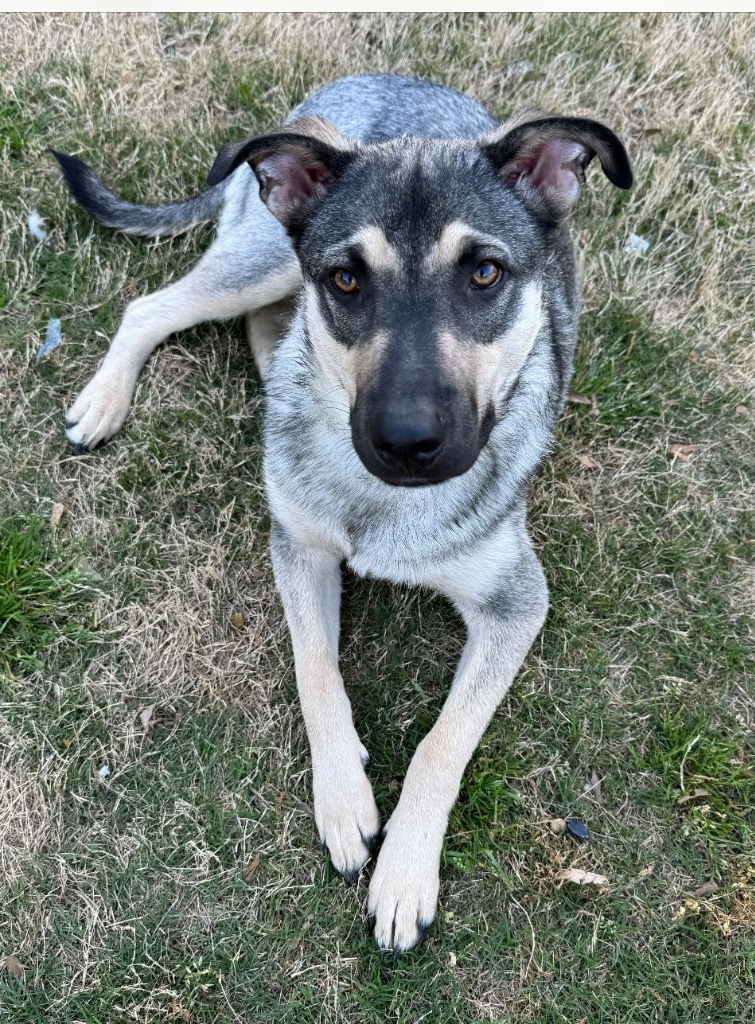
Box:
(50, 150, 227, 238)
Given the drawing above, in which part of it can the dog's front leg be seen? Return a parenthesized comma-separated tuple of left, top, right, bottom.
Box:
(269, 520, 381, 880)
(368, 546, 548, 952)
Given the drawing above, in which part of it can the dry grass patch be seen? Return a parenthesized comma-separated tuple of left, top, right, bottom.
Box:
(1, 12, 753, 1024)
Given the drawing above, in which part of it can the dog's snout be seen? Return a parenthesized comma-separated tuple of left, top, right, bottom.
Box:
(372, 405, 444, 469)
(352, 383, 487, 487)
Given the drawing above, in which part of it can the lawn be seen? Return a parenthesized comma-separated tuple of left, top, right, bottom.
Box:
(1, 12, 753, 1023)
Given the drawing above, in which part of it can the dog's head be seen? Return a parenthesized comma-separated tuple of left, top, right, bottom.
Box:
(209, 113, 631, 487)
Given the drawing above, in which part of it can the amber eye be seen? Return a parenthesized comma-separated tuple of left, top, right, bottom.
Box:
(332, 269, 359, 294)
(471, 261, 503, 289)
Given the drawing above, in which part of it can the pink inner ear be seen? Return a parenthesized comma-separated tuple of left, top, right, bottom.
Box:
(504, 138, 588, 212)
(257, 152, 334, 219)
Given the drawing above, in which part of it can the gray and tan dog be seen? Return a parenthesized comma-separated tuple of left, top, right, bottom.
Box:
(54, 73, 631, 952)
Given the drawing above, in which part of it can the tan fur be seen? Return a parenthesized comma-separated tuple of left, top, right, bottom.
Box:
(480, 107, 551, 147)
(245, 296, 296, 380)
(270, 115, 357, 155)
(348, 225, 401, 273)
(436, 280, 544, 412)
(271, 542, 380, 877)
(304, 282, 389, 404)
(367, 527, 548, 950)
(424, 220, 475, 272)
(424, 220, 513, 273)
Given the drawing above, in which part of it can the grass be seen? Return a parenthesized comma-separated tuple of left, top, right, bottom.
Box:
(0, 517, 95, 674)
(1, 11, 754, 1023)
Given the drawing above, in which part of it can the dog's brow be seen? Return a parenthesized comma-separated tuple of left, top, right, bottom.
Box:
(347, 225, 401, 272)
(424, 220, 512, 272)
(319, 226, 401, 273)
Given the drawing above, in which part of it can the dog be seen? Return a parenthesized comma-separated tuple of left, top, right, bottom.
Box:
(54, 72, 631, 952)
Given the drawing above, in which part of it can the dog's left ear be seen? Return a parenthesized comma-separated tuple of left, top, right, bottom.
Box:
(482, 115, 632, 220)
(207, 117, 357, 228)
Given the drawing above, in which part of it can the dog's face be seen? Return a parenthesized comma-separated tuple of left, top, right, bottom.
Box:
(209, 115, 631, 487)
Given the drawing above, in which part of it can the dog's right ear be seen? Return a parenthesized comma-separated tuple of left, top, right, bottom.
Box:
(207, 117, 357, 228)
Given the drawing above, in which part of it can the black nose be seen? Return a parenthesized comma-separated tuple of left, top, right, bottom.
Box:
(371, 405, 443, 469)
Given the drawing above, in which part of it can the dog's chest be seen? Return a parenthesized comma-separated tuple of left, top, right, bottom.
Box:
(265, 445, 485, 587)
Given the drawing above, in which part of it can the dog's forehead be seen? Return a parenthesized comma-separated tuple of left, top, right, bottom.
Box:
(306, 137, 541, 266)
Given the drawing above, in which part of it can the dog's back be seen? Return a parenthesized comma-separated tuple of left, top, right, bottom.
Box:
(289, 73, 499, 142)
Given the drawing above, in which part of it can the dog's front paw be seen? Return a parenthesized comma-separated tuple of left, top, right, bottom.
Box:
(367, 815, 442, 953)
(65, 370, 135, 451)
(313, 746, 380, 883)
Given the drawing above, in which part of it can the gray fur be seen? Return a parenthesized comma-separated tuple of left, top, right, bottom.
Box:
(288, 72, 499, 140)
(57, 72, 631, 953)
(51, 150, 228, 238)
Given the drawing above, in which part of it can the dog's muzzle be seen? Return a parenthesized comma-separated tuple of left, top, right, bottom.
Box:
(351, 393, 494, 487)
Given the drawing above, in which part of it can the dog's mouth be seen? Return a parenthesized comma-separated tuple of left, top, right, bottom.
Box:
(351, 402, 495, 488)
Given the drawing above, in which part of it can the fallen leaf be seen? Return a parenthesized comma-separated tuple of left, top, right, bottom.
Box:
(138, 705, 156, 733)
(578, 454, 602, 471)
(692, 880, 719, 897)
(243, 855, 261, 883)
(49, 502, 65, 529)
(4, 955, 23, 978)
(170, 999, 193, 1022)
(62, 738, 72, 750)
(667, 443, 696, 460)
(230, 611, 245, 629)
(568, 391, 598, 415)
(555, 868, 608, 886)
(548, 817, 567, 834)
(677, 788, 709, 805)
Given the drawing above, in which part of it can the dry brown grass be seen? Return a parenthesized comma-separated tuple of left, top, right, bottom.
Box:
(1, 13, 753, 1023)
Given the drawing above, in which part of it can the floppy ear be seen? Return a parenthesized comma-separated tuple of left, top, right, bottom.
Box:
(207, 116, 357, 228)
(482, 115, 632, 220)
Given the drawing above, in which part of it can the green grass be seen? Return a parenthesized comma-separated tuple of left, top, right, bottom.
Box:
(0, 517, 94, 674)
(1, 11, 754, 1024)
